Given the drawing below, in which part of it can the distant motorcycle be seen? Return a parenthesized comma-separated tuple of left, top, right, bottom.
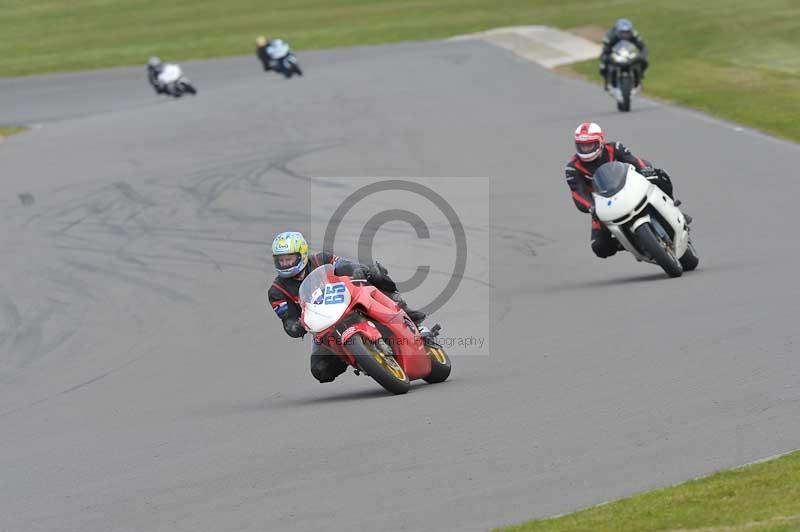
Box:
(264, 39, 303, 78)
(606, 40, 643, 112)
(592, 161, 699, 278)
(156, 64, 197, 97)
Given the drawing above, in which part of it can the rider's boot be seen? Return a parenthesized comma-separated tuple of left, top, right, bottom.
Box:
(385, 292, 426, 326)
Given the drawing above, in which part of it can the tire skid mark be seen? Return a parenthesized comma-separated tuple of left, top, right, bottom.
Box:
(2, 141, 341, 378)
(0, 289, 22, 347)
(171, 243, 223, 272)
(63, 260, 196, 304)
(0, 347, 149, 419)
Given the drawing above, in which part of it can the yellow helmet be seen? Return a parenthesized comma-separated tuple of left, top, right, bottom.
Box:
(271, 231, 309, 277)
(256, 36, 267, 47)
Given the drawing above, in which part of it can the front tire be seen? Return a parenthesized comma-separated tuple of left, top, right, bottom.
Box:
(635, 223, 683, 278)
(349, 334, 411, 394)
(619, 75, 632, 112)
(423, 344, 451, 384)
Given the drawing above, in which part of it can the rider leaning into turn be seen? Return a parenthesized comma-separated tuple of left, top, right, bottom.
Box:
(599, 18, 649, 87)
(255, 36, 272, 71)
(267, 231, 426, 383)
(147, 56, 166, 94)
(565, 122, 686, 259)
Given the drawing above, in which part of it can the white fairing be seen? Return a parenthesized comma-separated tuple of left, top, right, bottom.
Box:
(299, 265, 351, 333)
(267, 40, 290, 59)
(593, 165, 690, 263)
(157, 64, 182, 84)
(594, 165, 649, 223)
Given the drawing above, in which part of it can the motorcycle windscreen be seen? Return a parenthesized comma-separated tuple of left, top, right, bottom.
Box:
(593, 161, 630, 198)
(299, 264, 351, 333)
(610, 40, 640, 65)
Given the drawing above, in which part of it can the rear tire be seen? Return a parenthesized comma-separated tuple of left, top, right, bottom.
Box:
(679, 239, 700, 271)
(349, 334, 411, 395)
(423, 344, 451, 384)
(635, 223, 683, 278)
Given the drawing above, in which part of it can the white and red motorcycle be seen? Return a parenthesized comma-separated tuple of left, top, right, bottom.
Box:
(592, 161, 699, 278)
(298, 264, 450, 395)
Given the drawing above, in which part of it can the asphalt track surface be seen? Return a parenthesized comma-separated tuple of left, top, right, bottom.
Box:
(2, 41, 799, 532)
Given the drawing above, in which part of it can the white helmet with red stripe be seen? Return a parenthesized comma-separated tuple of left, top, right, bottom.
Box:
(574, 122, 605, 162)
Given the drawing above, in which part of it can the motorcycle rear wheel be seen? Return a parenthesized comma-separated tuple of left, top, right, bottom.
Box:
(423, 344, 451, 384)
(350, 334, 411, 394)
(679, 239, 700, 271)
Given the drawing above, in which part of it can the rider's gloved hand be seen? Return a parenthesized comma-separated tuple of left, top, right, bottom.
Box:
(349, 267, 369, 284)
(639, 166, 657, 177)
(284, 319, 307, 338)
(654, 167, 670, 179)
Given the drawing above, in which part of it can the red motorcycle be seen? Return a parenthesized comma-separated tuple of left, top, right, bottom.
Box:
(299, 264, 451, 394)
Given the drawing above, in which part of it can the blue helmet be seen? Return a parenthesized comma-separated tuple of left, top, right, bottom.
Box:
(614, 19, 634, 39)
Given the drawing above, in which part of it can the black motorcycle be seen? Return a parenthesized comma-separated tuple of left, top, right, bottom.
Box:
(606, 40, 643, 112)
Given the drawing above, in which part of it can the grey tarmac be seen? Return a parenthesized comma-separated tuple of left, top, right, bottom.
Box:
(1, 40, 798, 532)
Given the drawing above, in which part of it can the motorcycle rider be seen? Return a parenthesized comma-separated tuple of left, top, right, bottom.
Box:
(255, 36, 298, 74)
(565, 122, 685, 258)
(147, 56, 166, 94)
(599, 18, 649, 88)
(255, 36, 272, 71)
(267, 231, 426, 383)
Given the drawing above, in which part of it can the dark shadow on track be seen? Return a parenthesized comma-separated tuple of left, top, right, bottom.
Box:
(233, 380, 456, 414)
(537, 270, 702, 294)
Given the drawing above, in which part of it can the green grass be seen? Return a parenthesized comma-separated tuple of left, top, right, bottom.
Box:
(1, 0, 798, 140)
(0, 126, 26, 139)
(497, 450, 800, 532)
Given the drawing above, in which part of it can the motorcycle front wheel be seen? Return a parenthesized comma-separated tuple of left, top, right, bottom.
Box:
(619, 75, 632, 112)
(349, 334, 411, 394)
(635, 223, 683, 278)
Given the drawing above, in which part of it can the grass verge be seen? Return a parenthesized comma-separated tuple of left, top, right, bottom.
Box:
(496, 450, 800, 532)
(1, 1, 797, 140)
(0, 126, 26, 141)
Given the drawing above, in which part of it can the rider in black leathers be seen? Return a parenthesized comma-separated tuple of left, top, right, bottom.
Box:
(566, 122, 679, 258)
(267, 232, 425, 383)
(599, 19, 649, 88)
(147, 56, 166, 94)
